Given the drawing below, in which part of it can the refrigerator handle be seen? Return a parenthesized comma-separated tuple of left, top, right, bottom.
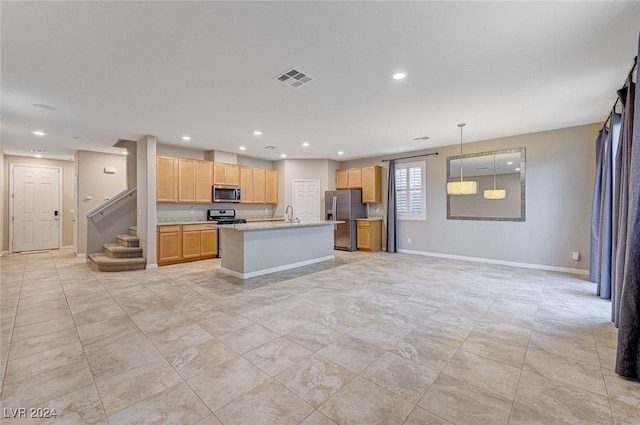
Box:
(332, 196, 337, 230)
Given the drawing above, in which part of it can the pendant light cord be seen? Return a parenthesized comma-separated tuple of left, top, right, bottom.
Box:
(493, 155, 497, 189)
(458, 123, 465, 182)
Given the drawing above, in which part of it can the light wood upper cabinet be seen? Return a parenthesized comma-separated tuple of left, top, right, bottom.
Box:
(225, 164, 240, 186)
(361, 165, 382, 204)
(240, 166, 254, 203)
(348, 168, 362, 189)
(265, 169, 278, 204)
(213, 163, 240, 186)
(156, 155, 278, 206)
(178, 158, 196, 203)
(157, 156, 178, 203)
(252, 168, 266, 204)
(335, 165, 382, 204)
(195, 160, 212, 203)
(336, 169, 349, 190)
(213, 162, 226, 185)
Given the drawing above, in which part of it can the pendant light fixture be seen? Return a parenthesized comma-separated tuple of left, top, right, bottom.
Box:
(446, 123, 478, 195)
(483, 154, 506, 199)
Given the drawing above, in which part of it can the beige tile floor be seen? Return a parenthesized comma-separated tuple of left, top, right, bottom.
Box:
(0, 249, 638, 425)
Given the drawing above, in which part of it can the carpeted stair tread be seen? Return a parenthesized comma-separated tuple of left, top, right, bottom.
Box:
(116, 234, 139, 247)
(89, 253, 146, 272)
(103, 243, 143, 258)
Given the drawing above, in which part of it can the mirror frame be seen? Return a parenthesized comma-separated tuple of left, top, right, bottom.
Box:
(446, 147, 526, 222)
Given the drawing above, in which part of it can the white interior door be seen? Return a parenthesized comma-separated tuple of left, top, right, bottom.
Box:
(12, 164, 61, 252)
(292, 179, 320, 223)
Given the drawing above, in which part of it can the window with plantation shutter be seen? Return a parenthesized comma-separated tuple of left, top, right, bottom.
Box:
(395, 161, 426, 221)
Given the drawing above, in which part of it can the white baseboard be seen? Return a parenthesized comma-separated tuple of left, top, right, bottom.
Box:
(62, 245, 73, 249)
(397, 249, 589, 276)
(76, 253, 86, 259)
(145, 263, 159, 269)
(220, 255, 335, 279)
(0, 250, 8, 257)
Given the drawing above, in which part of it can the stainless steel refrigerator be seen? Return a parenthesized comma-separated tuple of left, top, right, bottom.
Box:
(325, 190, 367, 251)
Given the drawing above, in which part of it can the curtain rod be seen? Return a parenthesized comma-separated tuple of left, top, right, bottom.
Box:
(381, 152, 438, 162)
(604, 56, 637, 129)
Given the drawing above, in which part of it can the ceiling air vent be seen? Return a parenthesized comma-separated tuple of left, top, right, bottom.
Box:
(413, 136, 430, 141)
(275, 67, 314, 88)
(264, 146, 277, 150)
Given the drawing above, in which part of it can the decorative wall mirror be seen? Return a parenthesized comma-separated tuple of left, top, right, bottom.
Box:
(447, 147, 526, 221)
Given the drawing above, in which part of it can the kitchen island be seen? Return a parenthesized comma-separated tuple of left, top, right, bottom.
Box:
(216, 221, 340, 279)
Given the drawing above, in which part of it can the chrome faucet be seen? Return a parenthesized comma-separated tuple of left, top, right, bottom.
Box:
(285, 205, 293, 223)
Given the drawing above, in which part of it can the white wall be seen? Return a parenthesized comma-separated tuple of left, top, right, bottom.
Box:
(343, 123, 599, 270)
(137, 136, 158, 267)
(275, 159, 340, 219)
(75, 151, 127, 255)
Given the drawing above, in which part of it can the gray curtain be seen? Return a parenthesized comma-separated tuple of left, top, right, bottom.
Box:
(387, 160, 397, 253)
(615, 48, 639, 379)
(613, 82, 634, 324)
(589, 127, 610, 289)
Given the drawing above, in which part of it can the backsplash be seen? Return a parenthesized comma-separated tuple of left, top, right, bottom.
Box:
(156, 203, 276, 223)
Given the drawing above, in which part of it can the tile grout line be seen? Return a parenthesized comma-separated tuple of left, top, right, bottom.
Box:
(53, 250, 113, 425)
(0, 255, 27, 400)
(505, 288, 541, 425)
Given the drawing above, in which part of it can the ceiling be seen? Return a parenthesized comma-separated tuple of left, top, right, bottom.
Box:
(2, 2, 639, 162)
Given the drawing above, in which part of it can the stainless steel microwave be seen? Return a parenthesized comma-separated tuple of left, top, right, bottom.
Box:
(213, 185, 241, 203)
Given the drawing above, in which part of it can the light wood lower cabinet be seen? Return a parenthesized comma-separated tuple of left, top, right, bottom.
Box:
(158, 226, 182, 263)
(356, 219, 382, 252)
(157, 224, 218, 265)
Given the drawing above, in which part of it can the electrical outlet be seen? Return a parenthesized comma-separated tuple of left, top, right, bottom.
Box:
(190, 206, 195, 214)
(376, 207, 380, 213)
(572, 251, 580, 261)
(407, 237, 412, 243)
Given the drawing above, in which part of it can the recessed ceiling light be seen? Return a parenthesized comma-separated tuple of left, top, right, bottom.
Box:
(33, 130, 45, 136)
(253, 130, 263, 136)
(182, 135, 191, 141)
(239, 146, 247, 151)
(515, 167, 521, 171)
(393, 72, 407, 80)
(337, 151, 344, 156)
(302, 141, 310, 147)
(32, 103, 56, 111)
(122, 151, 128, 155)
(34, 154, 43, 158)
(280, 154, 287, 158)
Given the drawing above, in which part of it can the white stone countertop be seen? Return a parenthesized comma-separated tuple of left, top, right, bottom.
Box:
(157, 217, 285, 226)
(214, 220, 344, 231)
(356, 217, 384, 221)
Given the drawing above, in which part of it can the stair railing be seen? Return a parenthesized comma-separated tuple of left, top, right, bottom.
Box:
(84, 187, 138, 257)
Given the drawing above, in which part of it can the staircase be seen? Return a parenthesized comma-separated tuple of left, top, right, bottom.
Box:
(89, 226, 146, 272)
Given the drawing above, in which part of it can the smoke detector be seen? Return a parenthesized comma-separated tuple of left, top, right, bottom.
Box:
(275, 67, 314, 88)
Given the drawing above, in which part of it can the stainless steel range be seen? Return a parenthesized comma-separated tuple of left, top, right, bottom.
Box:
(206, 209, 247, 224)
